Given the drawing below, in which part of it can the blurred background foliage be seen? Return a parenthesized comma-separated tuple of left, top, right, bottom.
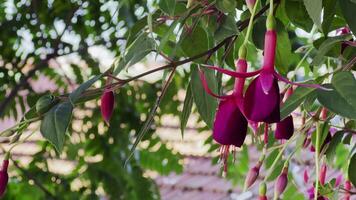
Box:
(0, 0, 355, 199)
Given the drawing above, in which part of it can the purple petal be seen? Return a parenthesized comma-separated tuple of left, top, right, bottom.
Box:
(260, 70, 275, 94)
(213, 97, 248, 147)
(243, 76, 280, 123)
(275, 115, 294, 140)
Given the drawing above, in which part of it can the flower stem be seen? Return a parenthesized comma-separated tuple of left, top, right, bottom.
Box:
(269, 0, 274, 16)
(243, 0, 260, 46)
(314, 123, 321, 200)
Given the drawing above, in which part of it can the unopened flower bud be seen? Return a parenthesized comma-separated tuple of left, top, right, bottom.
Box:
(345, 180, 351, 200)
(100, 91, 115, 124)
(320, 108, 328, 121)
(0, 158, 9, 197)
(246, 0, 256, 12)
(319, 163, 327, 185)
(304, 169, 309, 184)
(244, 165, 260, 190)
(274, 166, 288, 199)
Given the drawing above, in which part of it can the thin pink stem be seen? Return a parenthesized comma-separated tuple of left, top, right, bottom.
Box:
(273, 72, 331, 91)
(204, 65, 261, 78)
(199, 70, 232, 99)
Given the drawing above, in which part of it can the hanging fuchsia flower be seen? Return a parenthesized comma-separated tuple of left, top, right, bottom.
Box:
(199, 58, 249, 176)
(275, 115, 294, 140)
(203, 16, 326, 123)
(100, 90, 115, 124)
(0, 159, 9, 197)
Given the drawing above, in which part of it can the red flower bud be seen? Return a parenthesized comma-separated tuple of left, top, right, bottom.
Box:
(246, 0, 256, 12)
(244, 165, 260, 190)
(259, 196, 267, 200)
(345, 180, 351, 200)
(0, 159, 9, 197)
(100, 91, 115, 124)
(304, 169, 309, 183)
(274, 167, 288, 198)
(319, 163, 327, 185)
(320, 108, 328, 121)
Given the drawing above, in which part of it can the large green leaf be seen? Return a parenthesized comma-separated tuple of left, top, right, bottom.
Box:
(325, 131, 344, 163)
(322, 0, 337, 34)
(285, 0, 313, 32)
(114, 33, 155, 75)
(180, 82, 193, 138)
(349, 153, 356, 186)
(280, 85, 316, 120)
(190, 66, 218, 128)
(303, 0, 322, 30)
(215, 0, 237, 13)
(158, 0, 176, 16)
(312, 34, 352, 66)
(339, 0, 356, 36)
(40, 102, 73, 153)
(214, 15, 239, 43)
(317, 72, 356, 119)
(181, 27, 209, 59)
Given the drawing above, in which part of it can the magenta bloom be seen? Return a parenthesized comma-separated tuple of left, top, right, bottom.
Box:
(0, 159, 9, 197)
(275, 115, 294, 139)
(100, 90, 115, 124)
(213, 97, 247, 147)
(304, 169, 309, 183)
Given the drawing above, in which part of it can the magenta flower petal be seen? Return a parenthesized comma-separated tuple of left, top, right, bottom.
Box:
(275, 115, 294, 140)
(243, 76, 280, 123)
(213, 97, 248, 147)
(260, 70, 275, 94)
(100, 91, 115, 124)
(205, 65, 262, 78)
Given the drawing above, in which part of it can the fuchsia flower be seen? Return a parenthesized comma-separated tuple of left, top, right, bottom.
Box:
(205, 18, 325, 123)
(100, 90, 115, 124)
(0, 159, 9, 197)
(199, 58, 249, 176)
(344, 180, 352, 200)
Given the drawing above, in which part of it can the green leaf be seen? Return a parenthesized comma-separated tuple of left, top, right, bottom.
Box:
(69, 74, 103, 103)
(348, 153, 356, 186)
(280, 85, 316, 120)
(325, 131, 344, 163)
(158, 0, 176, 16)
(40, 102, 73, 153)
(339, 0, 356, 36)
(215, 0, 237, 13)
(181, 27, 209, 59)
(214, 15, 239, 43)
(180, 82, 193, 138)
(317, 72, 356, 119)
(285, 0, 313, 32)
(114, 33, 155, 75)
(322, 0, 337, 34)
(311, 122, 330, 150)
(312, 35, 352, 66)
(303, 0, 322, 30)
(190, 66, 218, 128)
